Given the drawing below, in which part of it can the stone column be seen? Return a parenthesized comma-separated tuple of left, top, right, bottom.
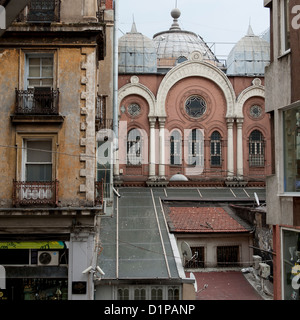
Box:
(149, 117, 157, 180)
(236, 118, 244, 180)
(227, 118, 235, 180)
(158, 117, 166, 179)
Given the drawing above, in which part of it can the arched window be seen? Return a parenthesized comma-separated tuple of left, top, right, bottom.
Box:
(127, 129, 142, 165)
(249, 130, 265, 167)
(210, 131, 222, 166)
(170, 130, 182, 165)
(188, 129, 204, 167)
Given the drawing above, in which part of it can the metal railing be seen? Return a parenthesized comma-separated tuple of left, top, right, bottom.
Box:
(15, 88, 59, 115)
(17, 0, 61, 23)
(13, 180, 59, 206)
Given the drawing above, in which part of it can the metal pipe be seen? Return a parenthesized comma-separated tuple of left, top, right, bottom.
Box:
(113, 0, 119, 151)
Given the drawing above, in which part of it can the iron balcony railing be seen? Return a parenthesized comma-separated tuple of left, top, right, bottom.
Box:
(95, 181, 112, 206)
(13, 180, 59, 207)
(17, 0, 61, 23)
(15, 88, 59, 115)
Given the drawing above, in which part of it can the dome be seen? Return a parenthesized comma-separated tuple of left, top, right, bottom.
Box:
(153, 8, 221, 70)
(226, 25, 270, 76)
(169, 174, 189, 182)
(118, 22, 157, 74)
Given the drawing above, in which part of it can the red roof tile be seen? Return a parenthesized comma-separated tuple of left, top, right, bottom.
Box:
(167, 207, 248, 233)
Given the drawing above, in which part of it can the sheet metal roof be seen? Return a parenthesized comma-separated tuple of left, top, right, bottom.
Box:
(98, 187, 265, 280)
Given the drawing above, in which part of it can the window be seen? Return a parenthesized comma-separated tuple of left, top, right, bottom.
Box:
(283, 106, 300, 192)
(134, 288, 146, 300)
(210, 131, 222, 166)
(115, 285, 181, 300)
(127, 129, 142, 165)
(217, 246, 239, 267)
(151, 287, 163, 300)
(249, 130, 265, 167)
(97, 140, 113, 200)
(188, 129, 204, 167)
(117, 288, 129, 300)
(280, 0, 291, 53)
(170, 130, 182, 165)
(27, 0, 59, 23)
(24, 140, 52, 182)
(26, 54, 54, 89)
(185, 96, 207, 118)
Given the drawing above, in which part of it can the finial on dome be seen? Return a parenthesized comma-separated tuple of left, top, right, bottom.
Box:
(170, 7, 181, 30)
(247, 22, 255, 37)
(130, 15, 138, 33)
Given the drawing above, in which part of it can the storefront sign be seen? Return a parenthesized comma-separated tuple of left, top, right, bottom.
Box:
(0, 241, 65, 250)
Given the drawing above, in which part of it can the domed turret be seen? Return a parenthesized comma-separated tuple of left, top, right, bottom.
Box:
(118, 22, 157, 74)
(153, 8, 221, 71)
(226, 25, 270, 76)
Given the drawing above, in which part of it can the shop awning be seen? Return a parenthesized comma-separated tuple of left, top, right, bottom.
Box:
(0, 241, 65, 250)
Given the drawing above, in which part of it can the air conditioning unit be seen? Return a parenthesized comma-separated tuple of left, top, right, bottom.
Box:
(38, 251, 59, 266)
(259, 262, 270, 279)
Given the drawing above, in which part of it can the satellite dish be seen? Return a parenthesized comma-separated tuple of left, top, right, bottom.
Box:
(254, 192, 260, 206)
(189, 272, 198, 292)
(181, 241, 193, 261)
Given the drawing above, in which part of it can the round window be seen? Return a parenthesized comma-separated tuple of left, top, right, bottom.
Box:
(185, 96, 207, 118)
(250, 105, 262, 118)
(128, 103, 141, 117)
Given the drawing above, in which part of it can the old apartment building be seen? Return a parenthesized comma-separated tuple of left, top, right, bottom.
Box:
(264, 0, 300, 300)
(0, 0, 114, 300)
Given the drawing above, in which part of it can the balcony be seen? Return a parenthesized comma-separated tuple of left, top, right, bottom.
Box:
(15, 88, 59, 115)
(17, 0, 61, 23)
(13, 180, 59, 207)
(12, 88, 64, 124)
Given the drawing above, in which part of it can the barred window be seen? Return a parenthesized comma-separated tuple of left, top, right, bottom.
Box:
(210, 131, 222, 166)
(249, 130, 265, 167)
(170, 130, 182, 165)
(127, 129, 142, 165)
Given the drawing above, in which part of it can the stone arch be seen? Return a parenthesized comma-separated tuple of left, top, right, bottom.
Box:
(118, 76, 156, 117)
(236, 79, 265, 118)
(156, 53, 236, 118)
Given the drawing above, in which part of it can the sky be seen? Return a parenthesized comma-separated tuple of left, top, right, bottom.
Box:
(118, 0, 270, 59)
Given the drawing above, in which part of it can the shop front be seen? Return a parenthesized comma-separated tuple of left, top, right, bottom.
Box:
(0, 241, 68, 301)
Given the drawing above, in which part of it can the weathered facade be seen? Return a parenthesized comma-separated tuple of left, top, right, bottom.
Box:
(0, 0, 114, 300)
(264, 0, 300, 300)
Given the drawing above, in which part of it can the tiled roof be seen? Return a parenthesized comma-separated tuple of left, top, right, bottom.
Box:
(167, 207, 249, 233)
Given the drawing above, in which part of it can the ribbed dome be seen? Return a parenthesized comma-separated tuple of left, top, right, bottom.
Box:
(118, 22, 157, 74)
(226, 25, 270, 76)
(153, 8, 220, 70)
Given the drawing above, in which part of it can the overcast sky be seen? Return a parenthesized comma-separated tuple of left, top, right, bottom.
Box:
(118, 0, 270, 58)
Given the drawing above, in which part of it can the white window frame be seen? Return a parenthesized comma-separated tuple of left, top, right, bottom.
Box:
(280, 0, 291, 55)
(22, 138, 53, 182)
(170, 129, 182, 166)
(25, 53, 54, 89)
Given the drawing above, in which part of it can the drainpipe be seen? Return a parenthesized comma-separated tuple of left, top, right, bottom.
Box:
(113, 0, 119, 151)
